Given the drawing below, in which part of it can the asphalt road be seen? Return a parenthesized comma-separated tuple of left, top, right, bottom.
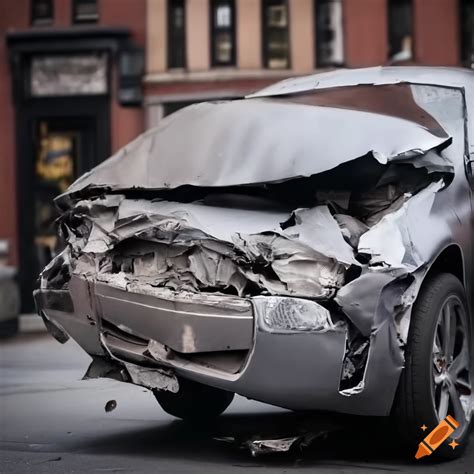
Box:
(1, 330, 473, 473)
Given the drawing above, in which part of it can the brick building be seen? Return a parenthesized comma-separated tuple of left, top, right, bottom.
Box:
(0, 0, 146, 309)
(0, 0, 473, 310)
(144, 0, 473, 125)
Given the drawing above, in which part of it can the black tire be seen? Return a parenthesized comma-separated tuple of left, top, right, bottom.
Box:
(392, 273, 473, 461)
(153, 377, 234, 422)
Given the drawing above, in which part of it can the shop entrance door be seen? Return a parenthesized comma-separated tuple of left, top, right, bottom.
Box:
(17, 98, 109, 312)
(33, 118, 95, 278)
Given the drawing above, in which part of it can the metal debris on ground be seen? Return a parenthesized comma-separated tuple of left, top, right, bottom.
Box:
(104, 400, 117, 412)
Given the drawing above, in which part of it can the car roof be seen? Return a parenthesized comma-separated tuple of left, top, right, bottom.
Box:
(249, 66, 474, 98)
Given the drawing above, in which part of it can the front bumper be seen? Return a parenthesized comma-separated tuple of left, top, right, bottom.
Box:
(35, 275, 402, 416)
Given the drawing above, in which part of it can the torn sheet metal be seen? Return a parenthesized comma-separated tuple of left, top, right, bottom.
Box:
(62, 98, 450, 198)
(83, 356, 129, 383)
(117, 198, 290, 243)
(39, 249, 71, 290)
(124, 363, 179, 392)
(248, 65, 471, 101)
(60, 196, 351, 299)
(334, 214, 369, 248)
(61, 173, 440, 301)
(36, 71, 473, 419)
(357, 180, 444, 269)
(334, 272, 397, 337)
(282, 206, 357, 266)
(83, 354, 179, 393)
(41, 148, 460, 411)
(242, 434, 321, 457)
(214, 410, 343, 456)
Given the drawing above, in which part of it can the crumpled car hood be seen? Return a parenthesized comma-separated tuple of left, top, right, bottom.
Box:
(36, 74, 469, 416)
(63, 98, 451, 199)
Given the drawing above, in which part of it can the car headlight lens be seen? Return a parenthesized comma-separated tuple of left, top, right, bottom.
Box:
(254, 296, 336, 333)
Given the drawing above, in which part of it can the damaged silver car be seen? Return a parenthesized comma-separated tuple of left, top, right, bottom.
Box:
(35, 67, 474, 460)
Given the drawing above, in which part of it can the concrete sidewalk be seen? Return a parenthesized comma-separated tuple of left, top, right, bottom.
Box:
(19, 313, 46, 333)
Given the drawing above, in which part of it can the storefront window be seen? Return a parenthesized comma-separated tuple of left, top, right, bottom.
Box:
(211, 0, 236, 66)
(461, 0, 474, 68)
(72, 0, 99, 24)
(388, 0, 413, 62)
(168, 0, 186, 68)
(315, 0, 344, 67)
(35, 121, 76, 269)
(31, 0, 53, 26)
(262, 0, 290, 69)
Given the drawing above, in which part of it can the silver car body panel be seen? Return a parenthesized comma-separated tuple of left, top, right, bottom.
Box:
(63, 99, 450, 197)
(35, 67, 474, 416)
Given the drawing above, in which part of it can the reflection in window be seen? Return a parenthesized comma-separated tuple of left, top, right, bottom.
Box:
(262, 0, 290, 69)
(388, 0, 413, 62)
(35, 121, 76, 268)
(31, 0, 53, 26)
(72, 0, 99, 24)
(211, 0, 236, 66)
(315, 0, 344, 67)
(461, 0, 474, 68)
(168, 0, 186, 68)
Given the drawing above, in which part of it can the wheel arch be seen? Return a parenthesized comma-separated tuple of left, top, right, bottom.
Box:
(422, 244, 465, 289)
(414, 244, 473, 323)
(399, 244, 469, 352)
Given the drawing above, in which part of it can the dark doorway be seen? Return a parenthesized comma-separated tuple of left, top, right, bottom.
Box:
(17, 97, 110, 312)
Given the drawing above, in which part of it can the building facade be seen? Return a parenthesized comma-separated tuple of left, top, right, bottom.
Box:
(0, 0, 146, 310)
(144, 0, 472, 127)
(0, 0, 473, 310)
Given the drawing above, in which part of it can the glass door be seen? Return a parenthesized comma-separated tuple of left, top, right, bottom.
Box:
(26, 116, 96, 300)
(34, 120, 79, 270)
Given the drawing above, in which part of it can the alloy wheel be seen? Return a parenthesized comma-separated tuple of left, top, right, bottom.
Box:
(431, 295, 472, 436)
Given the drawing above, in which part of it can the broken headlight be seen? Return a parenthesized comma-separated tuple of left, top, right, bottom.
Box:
(256, 297, 335, 333)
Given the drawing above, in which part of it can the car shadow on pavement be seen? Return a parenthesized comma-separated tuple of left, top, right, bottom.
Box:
(76, 410, 419, 469)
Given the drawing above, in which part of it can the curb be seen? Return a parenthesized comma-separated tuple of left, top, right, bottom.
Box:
(19, 313, 47, 333)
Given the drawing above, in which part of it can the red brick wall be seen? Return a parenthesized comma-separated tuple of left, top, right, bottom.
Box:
(343, 0, 389, 67)
(413, 0, 459, 66)
(144, 78, 284, 97)
(0, 0, 29, 266)
(100, 0, 146, 152)
(0, 0, 146, 265)
(110, 65, 145, 152)
(55, 0, 72, 27)
(100, 0, 146, 46)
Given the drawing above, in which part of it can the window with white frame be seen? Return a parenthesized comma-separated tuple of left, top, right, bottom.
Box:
(262, 0, 290, 69)
(388, 0, 413, 62)
(31, 0, 53, 26)
(72, 0, 99, 24)
(168, 0, 186, 68)
(315, 0, 344, 67)
(211, 0, 236, 66)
